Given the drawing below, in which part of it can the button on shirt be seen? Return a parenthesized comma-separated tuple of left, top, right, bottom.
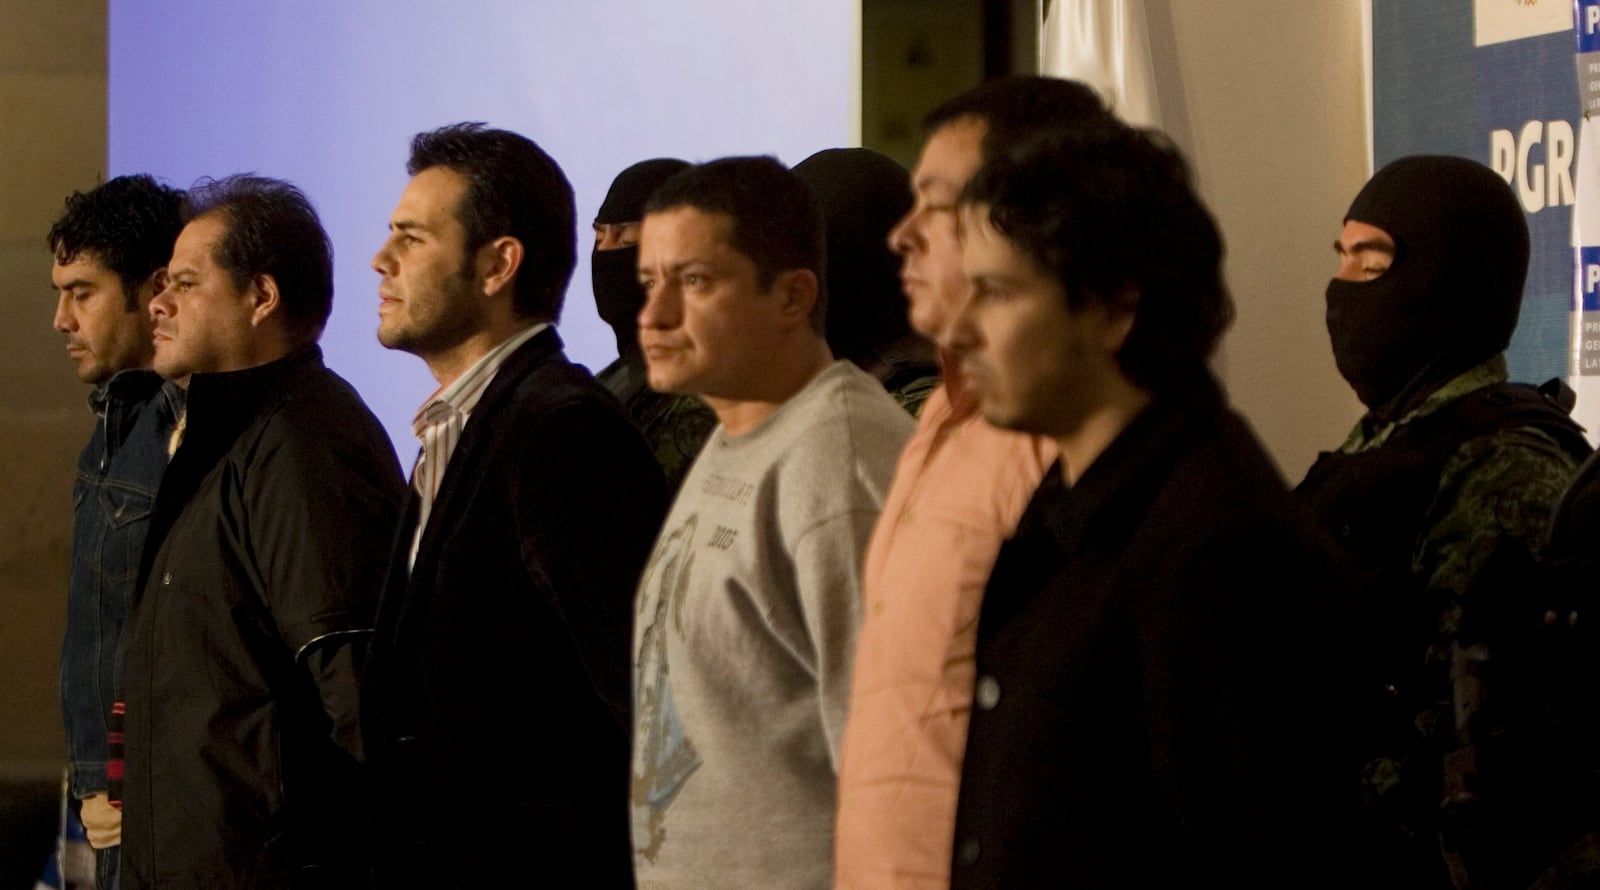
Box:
(409, 323, 547, 568)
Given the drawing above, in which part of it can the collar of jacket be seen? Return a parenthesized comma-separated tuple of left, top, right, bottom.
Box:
(1035, 370, 1229, 553)
(459, 326, 564, 423)
(1341, 354, 1508, 454)
(88, 367, 164, 417)
(181, 345, 326, 460)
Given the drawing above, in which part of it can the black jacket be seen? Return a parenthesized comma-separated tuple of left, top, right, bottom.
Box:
(364, 328, 666, 888)
(951, 376, 1365, 889)
(120, 347, 404, 889)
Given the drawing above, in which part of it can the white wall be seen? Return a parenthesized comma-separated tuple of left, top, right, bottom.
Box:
(1146, 1, 1369, 478)
(109, 0, 860, 451)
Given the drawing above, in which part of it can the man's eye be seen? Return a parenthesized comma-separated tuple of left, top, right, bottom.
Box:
(684, 274, 704, 287)
(975, 283, 1010, 303)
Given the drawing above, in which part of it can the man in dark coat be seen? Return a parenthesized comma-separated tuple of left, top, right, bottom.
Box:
(365, 123, 665, 888)
(119, 175, 404, 889)
(944, 121, 1364, 888)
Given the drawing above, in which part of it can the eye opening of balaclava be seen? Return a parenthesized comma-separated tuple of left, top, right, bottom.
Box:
(791, 147, 914, 364)
(593, 158, 691, 359)
(1325, 154, 1529, 417)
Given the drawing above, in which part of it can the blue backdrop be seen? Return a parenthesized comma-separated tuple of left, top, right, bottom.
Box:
(108, 0, 860, 453)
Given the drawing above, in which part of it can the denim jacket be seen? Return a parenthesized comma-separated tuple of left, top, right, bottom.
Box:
(61, 369, 179, 798)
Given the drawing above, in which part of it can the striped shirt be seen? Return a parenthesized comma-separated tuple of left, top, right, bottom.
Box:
(408, 323, 547, 568)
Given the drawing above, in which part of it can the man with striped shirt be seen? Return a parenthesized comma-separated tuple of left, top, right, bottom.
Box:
(364, 123, 665, 889)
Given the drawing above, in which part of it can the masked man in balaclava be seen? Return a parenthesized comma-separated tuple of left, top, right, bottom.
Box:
(592, 158, 717, 493)
(1298, 155, 1593, 890)
(793, 148, 941, 417)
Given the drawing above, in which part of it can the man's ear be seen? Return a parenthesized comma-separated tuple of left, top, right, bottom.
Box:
(249, 274, 282, 327)
(773, 268, 819, 329)
(479, 236, 525, 298)
(1101, 284, 1139, 352)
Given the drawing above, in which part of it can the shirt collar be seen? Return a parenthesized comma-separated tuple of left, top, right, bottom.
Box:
(87, 367, 164, 416)
(411, 323, 548, 438)
(1036, 372, 1226, 552)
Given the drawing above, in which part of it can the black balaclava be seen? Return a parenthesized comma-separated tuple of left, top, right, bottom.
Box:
(1326, 154, 1529, 419)
(792, 148, 914, 363)
(593, 158, 691, 359)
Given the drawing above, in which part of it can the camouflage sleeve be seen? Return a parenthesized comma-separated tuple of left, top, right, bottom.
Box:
(650, 395, 718, 496)
(1413, 425, 1580, 650)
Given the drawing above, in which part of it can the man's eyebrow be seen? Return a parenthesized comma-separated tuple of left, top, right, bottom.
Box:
(391, 219, 429, 233)
(54, 277, 94, 291)
(1334, 238, 1395, 255)
(667, 257, 717, 275)
(640, 257, 716, 278)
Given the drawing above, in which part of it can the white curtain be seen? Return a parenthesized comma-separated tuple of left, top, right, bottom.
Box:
(1039, 0, 1162, 128)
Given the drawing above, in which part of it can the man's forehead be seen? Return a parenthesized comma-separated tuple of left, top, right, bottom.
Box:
(397, 167, 467, 220)
(171, 215, 227, 266)
(642, 206, 735, 251)
(915, 117, 988, 187)
(52, 251, 114, 282)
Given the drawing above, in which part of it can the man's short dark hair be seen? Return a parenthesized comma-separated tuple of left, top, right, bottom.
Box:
(961, 123, 1234, 391)
(644, 156, 827, 334)
(182, 174, 334, 342)
(924, 76, 1111, 165)
(407, 122, 577, 321)
(48, 174, 186, 310)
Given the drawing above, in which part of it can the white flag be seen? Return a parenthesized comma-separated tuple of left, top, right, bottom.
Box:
(1040, 0, 1161, 128)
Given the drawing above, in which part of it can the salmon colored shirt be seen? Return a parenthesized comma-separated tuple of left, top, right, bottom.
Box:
(833, 366, 1056, 890)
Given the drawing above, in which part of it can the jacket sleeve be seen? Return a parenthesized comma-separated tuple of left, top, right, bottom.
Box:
(241, 404, 405, 761)
(513, 397, 667, 729)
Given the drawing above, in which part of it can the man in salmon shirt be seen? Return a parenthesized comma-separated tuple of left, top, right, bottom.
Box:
(832, 76, 1117, 890)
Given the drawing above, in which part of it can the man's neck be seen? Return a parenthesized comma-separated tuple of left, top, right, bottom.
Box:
(425, 319, 543, 388)
(1055, 381, 1152, 485)
(704, 340, 834, 437)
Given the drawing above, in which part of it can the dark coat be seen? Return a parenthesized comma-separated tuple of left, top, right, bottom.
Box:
(365, 328, 666, 888)
(950, 377, 1365, 890)
(120, 347, 404, 890)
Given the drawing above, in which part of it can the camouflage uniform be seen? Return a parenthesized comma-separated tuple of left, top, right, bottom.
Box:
(852, 331, 941, 419)
(1302, 355, 1591, 889)
(597, 357, 717, 497)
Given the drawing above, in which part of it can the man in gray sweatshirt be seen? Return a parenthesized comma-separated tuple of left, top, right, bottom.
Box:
(630, 156, 914, 890)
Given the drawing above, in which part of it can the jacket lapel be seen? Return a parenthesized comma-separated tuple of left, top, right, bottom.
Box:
(405, 327, 565, 585)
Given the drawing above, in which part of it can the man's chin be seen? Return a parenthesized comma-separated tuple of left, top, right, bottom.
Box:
(979, 401, 1038, 436)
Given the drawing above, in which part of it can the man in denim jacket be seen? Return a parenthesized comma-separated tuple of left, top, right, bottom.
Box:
(47, 174, 185, 890)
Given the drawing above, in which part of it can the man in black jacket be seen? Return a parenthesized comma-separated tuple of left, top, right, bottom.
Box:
(944, 122, 1364, 888)
(366, 123, 665, 888)
(120, 175, 403, 889)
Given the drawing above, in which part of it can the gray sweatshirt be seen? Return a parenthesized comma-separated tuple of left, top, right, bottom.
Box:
(631, 360, 914, 890)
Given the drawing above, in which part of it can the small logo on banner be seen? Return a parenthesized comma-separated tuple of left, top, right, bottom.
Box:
(1476, 0, 1575, 47)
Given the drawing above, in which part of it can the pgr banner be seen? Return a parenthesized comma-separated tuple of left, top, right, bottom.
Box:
(1371, 0, 1576, 403)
